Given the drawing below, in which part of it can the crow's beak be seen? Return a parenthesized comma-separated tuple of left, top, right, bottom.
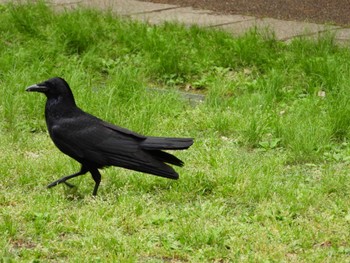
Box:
(26, 84, 48, 93)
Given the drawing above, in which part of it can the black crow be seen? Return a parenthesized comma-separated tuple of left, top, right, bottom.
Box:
(26, 77, 193, 195)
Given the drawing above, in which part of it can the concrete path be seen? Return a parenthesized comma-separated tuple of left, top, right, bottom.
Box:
(47, 0, 350, 44)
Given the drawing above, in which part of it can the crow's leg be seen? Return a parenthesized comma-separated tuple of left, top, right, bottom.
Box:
(47, 165, 88, 189)
(90, 168, 102, 196)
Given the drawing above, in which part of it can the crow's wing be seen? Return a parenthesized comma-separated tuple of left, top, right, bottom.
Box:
(49, 114, 178, 179)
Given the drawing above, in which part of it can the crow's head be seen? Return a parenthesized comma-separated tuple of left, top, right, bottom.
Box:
(26, 77, 75, 101)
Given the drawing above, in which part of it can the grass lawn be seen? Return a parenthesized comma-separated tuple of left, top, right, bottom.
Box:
(1, 2, 350, 262)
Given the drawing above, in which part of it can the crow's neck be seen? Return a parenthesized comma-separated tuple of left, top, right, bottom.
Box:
(45, 95, 77, 121)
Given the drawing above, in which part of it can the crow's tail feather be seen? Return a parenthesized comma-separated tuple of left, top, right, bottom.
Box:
(141, 137, 193, 150)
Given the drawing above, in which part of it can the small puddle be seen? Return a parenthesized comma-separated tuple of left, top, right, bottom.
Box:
(147, 87, 205, 106)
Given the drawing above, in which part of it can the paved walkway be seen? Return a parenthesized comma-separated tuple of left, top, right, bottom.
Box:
(48, 0, 350, 43)
(1, 0, 347, 103)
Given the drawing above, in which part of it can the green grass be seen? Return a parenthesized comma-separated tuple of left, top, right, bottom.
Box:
(1, 1, 350, 262)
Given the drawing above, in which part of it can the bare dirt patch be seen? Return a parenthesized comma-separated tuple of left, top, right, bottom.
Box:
(141, 0, 350, 26)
